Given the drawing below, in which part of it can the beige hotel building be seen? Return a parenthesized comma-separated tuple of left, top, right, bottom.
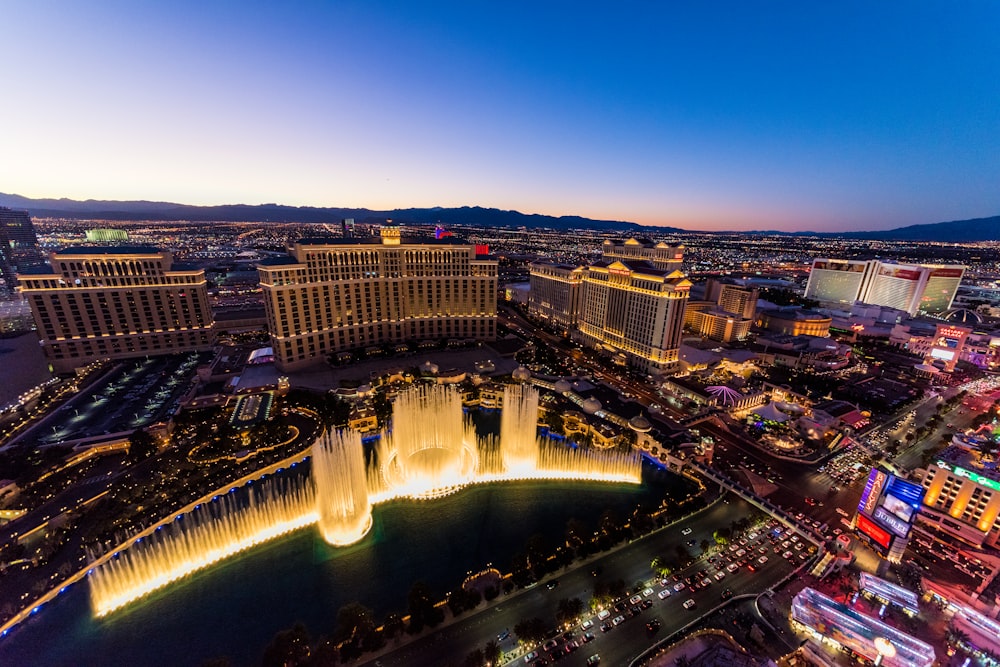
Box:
(258, 229, 498, 371)
(18, 247, 214, 373)
(578, 259, 691, 375)
(527, 262, 584, 331)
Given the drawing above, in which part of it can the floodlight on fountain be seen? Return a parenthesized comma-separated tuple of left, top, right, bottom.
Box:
(313, 429, 373, 546)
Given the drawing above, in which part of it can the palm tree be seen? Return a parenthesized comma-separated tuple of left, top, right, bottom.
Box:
(977, 439, 999, 462)
(946, 624, 970, 648)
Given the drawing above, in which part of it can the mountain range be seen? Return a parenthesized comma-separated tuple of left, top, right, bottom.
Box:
(1, 192, 997, 242)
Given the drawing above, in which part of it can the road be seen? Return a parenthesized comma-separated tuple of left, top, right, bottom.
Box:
(359, 496, 802, 667)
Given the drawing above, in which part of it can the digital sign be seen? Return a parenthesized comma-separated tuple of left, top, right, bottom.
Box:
(873, 506, 911, 538)
(857, 468, 925, 547)
(930, 348, 955, 361)
(857, 514, 892, 550)
(885, 477, 926, 508)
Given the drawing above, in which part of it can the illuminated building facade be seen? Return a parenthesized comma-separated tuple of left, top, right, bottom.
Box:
(578, 259, 690, 374)
(717, 283, 758, 319)
(0, 207, 47, 294)
(791, 587, 935, 667)
(85, 229, 130, 243)
(688, 307, 752, 343)
(685, 281, 757, 343)
(922, 324, 971, 373)
(804, 259, 871, 306)
(854, 467, 924, 563)
(805, 258, 964, 316)
(18, 247, 214, 373)
(920, 453, 1000, 548)
(258, 231, 498, 371)
(600, 238, 684, 271)
(756, 308, 832, 337)
(528, 262, 584, 330)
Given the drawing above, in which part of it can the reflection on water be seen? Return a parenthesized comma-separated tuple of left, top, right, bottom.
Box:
(1, 473, 682, 667)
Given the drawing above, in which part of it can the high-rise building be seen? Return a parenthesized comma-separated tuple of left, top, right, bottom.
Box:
(578, 259, 690, 374)
(601, 238, 685, 271)
(682, 280, 757, 344)
(804, 258, 964, 316)
(717, 283, 758, 319)
(803, 259, 872, 306)
(258, 232, 497, 371)
(920, 448, 1000, 548)
(687, 308, 753, 343)
(17, 247, 214, 373)
(527, 263, 584, 330)
(0, 207, 47, 293)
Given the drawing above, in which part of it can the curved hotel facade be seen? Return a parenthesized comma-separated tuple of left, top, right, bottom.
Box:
(258, 229, 498, 371)
(804, 258, 964, 316)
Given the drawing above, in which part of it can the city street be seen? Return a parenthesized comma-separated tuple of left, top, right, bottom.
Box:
(358, 496, 803, 667)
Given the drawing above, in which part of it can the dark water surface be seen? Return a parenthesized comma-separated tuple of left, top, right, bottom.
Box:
(1, 466, 685, 666)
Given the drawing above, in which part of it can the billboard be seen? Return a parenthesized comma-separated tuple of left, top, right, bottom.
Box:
(857, 514, 892, 551)
(856, 468, 925, 547)
(930, 348, 956, 361)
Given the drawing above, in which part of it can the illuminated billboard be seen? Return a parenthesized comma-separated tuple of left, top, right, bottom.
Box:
(885, 476, 926, 507)
(930, 348, 955, 361)
(855, 468, 925, 549)
(857, 514, 892, 551)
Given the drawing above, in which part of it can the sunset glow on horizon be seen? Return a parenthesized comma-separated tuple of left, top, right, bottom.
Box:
(3, 1, 999, 232)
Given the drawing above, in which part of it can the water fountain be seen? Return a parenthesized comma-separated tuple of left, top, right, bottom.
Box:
(313, 429, 372, 545)
(499, 383, 540, 474)
(89, 479, 316, 617)
(87, 383, 642, 617)
(377, 385, 479, 499)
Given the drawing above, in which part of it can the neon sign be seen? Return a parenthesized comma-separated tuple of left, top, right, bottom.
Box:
(936, 461, 1000, 492)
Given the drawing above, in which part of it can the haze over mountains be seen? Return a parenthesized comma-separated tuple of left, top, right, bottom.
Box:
(1, 193, 997, 242)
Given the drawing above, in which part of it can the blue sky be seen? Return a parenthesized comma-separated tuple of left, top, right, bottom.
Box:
(2, 1, 999, 231)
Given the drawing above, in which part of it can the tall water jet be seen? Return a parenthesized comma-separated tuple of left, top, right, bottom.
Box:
(500, 383, 540, 474)
(313, 429, 374, 546)
(380, 385, 478, 499)
(88, 477, 316, 617)
(85, 381, 643, 620)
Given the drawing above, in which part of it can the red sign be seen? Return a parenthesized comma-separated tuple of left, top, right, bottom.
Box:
(609, 268, 631, 277)
(938, 327, 968, 339)
(930, 268, 963, 278)
(881, 267, 922, 281)
(857, 513, 891, 550)
(475, 244, 490, 256)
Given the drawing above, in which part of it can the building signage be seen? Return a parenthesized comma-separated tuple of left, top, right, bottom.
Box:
(857, 513, 892, 550)
(936, 461, 1000, 492)
(885, 477, 926, 508)
(873, 506, 911, 538)
(930, 268, 964, 278)
(937, 327, 968, 340)
(881, 267, 922, 281)
(858, 468, 888, 516)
